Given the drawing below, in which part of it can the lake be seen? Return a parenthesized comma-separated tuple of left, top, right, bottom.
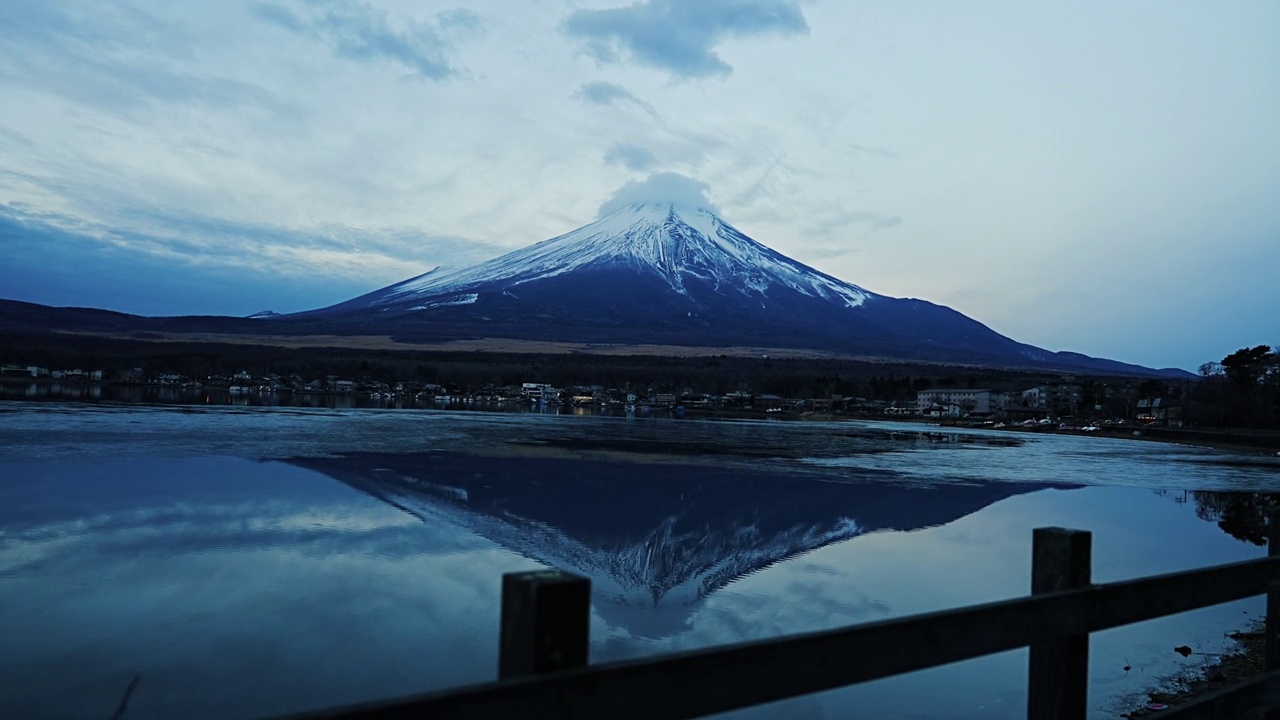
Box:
(2, 402, 1279, 719)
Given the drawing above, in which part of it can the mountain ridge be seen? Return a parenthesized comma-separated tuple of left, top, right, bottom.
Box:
(291, 203, 1178, 376)
(0, 203, 1194, 377)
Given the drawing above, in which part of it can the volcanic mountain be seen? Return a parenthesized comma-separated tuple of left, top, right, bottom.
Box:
(298, 203, 1160, 374)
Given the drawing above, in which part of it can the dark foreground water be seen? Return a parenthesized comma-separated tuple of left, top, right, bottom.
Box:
(2, 403, 1280, 719)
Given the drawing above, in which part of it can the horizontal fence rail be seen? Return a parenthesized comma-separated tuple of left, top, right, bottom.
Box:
(278, 553, 1280, 720)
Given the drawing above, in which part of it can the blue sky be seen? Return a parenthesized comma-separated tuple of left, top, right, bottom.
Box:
(1, 1, 1277, 370)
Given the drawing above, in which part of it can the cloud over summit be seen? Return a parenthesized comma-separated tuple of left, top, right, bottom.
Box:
(598, 172, 718, 216)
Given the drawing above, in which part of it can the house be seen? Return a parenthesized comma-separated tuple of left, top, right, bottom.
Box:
(1135, 397, 1182, 425)
(755, 394, 784, 410)
(682, 392, 712, 407)
(1020, 380, 1083, 414)
(522, 382, 550, 401)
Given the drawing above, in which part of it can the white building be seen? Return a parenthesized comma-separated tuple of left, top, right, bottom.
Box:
(916, 389, 1001, 417)
(522, 383, 559, 402)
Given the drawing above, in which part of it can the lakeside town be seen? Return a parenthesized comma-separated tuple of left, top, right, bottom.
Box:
(6, 342, 1277, 456)
(0, 360, 1200, 424)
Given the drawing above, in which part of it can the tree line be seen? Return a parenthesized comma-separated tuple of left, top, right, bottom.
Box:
(1193, 345, 1280, 429)
(1, 332, 1064, 402)
(9, 331, 1278, 428)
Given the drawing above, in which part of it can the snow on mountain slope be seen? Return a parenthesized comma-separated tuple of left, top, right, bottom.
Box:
(356, 203, 871, 311)
(285, 201, 1189, 376)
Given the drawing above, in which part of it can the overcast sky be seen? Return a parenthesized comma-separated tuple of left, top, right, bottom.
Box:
(1, 1, 1277, 371)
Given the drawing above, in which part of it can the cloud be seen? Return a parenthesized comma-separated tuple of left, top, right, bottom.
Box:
(793, 209, 903, 260)
(0, 3, 288, 116)
(0, 204, 505, 315)
(435, 8, 483, 34)
(597, 172, 718, 216)
(848, 143, 900, 160)
(255, 1, 481, 79)
(604, 142, 659, 171)
(562, 0, 809, 79)
(250, 2, 304, 31)
(820, 210, 903, 233)
(573, 81, 658, 116)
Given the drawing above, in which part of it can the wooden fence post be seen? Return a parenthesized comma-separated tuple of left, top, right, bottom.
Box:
(1027, 527, 1092, 720)
(1267, 511, 1280, 720)
(499, 569, 591, 681)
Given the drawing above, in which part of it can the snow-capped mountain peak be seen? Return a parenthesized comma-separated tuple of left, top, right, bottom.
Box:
(292, 200, 1181, 376)
(366, 202, 870, 309)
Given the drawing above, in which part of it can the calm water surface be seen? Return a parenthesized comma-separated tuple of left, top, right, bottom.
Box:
(2, 402, 1279, 719)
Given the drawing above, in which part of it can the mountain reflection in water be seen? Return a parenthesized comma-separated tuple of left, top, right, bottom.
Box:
(5, 405, 1278, 719)
(289, 451, 1076, 639)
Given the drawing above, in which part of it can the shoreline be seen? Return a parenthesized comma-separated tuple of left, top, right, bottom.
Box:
(1121, 622, 1265, 718)
(1005, 424, 1280, 456)
(4, 391, 1279, 456)
(848, 414, 1280, 456)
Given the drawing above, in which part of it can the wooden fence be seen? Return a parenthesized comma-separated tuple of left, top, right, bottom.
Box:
(272, 521, 1280, 720)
